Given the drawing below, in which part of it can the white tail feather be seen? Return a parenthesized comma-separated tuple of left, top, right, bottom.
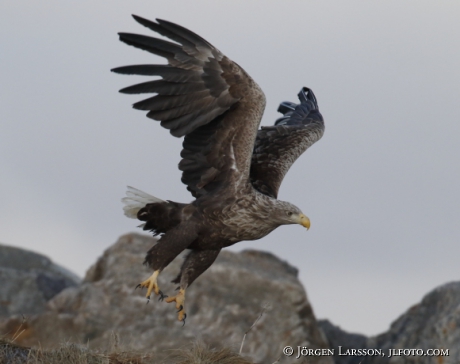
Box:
(122, 186, 165, 219)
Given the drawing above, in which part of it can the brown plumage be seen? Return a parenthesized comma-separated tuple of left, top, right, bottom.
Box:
(113, 15, 325, 323)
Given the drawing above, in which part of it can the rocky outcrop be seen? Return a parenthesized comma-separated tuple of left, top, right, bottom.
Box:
(367, 281, 460, 364)
(319, 283, 460, 364)
(318, 320, 368, 364)
(0, 244, 80, 317)
(0, 234, 332, 364)
(3, 235, 459, 364)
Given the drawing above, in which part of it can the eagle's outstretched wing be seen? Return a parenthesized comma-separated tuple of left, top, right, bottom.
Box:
(112, 15, 265, 198)
(250, 88, 324, 199)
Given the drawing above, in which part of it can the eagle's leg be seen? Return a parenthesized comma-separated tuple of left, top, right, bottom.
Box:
(167, 249, 221, 323)
(136, 270, 166, 301)
(140, 223, 199, 304)
(165, 288, 186, 322)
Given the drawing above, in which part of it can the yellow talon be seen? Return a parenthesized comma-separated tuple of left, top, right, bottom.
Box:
(165, 288, 186, 322)
(136, 270, 161, 299)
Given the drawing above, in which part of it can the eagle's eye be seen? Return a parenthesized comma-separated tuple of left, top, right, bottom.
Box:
(287, 211, 293, 217)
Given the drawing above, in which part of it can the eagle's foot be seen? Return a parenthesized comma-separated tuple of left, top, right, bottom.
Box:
(136, 270, 162, 301)
(165, 288, 186, 323)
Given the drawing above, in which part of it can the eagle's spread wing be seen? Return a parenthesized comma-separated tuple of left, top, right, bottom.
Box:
(112, 15, 265, 198)
(250, 88, 324, 199)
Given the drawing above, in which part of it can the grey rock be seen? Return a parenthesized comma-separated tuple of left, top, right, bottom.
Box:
(0, 244, 81, 317)
(319, 283, 460, 364)
(366, 281, 460, 364)
(318, 319, 367, 364)
(0, 233, 332, 364)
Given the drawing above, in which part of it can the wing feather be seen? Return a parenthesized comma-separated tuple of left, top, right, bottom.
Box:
(250, 88, 325, 199)
(121, 80, 206, 95)
(112, 17, 241, 138)
(113, 65, 201, 82)
(113, 15, 265, 198)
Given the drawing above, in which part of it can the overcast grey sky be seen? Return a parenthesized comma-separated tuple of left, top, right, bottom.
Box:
(1, 0, 459, 336)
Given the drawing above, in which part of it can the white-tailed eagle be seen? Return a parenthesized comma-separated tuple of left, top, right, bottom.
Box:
(112, 15, 325, 324)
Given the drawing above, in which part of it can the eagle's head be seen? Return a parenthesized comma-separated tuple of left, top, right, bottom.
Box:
(272, 200, 311, 230)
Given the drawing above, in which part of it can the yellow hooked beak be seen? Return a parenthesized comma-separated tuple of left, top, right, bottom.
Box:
(299, 214, 311, 230)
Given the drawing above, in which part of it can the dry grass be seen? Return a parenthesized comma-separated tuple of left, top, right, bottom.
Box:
(169, 342, 253, 364)
(0, 307, 267, 363)
(0, 338, 254, 364)
(0, 312, 264, 364)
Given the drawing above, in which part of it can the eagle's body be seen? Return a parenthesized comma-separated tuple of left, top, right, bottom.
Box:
(141, 188, 295, 248)
(113, 15, 324, 323)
